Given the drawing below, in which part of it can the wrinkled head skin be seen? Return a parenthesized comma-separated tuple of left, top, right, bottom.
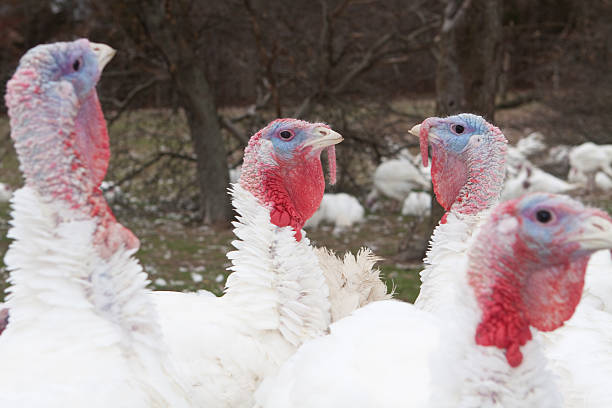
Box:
(5, 39, 137, 257)
(239, 118, 343, 241)
(411, 113, 507, 215)
(468, 192, 612, 367)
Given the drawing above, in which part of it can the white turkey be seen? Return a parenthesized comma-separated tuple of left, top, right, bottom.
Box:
(367, 157, 431, 207)
(255, 192, 612, 408)
(569, 142, 612, 191)
(1, 40, 193, 407)
(501, 163, 577, 200)
(569, 166, 612, 192)
(401, 191, 431, 217)
(305, 192, 365, 233)
(151, 119, 344, 407)
(314, 247, 389, 322)
(515, 131, 546, 157)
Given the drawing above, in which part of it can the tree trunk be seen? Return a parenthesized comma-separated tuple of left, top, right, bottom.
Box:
(125, 0, 233, 224)
(175, 64, 233, 224)
(430, 0, 503, 231)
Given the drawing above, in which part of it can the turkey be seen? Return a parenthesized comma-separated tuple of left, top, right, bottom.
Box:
(401, 191, 431, 217)
(314, 247, 389, 322)
(569, 142, 612, 191)
(366, 157, 431, 208)
(406, 114, 508, 312)
(151, 119, 343, 407)
(255, 193, 612, 408)
(515, 131, 546, 157)
(305, 192, 365, 233)
(569, 166, 612, 192)
(501, 163, 577, 200)
(0, 40, 193, 407)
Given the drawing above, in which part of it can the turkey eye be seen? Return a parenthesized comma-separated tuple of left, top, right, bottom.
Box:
(279, 130, 294, 140)
(536, 210, 552, 223)
(73, 58, 81, 71)
(451, 124, 465, 134)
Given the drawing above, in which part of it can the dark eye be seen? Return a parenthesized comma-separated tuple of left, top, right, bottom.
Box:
(72, 58, 82, 71)
(536, 209, 552, 223)
(451, 124, 465, 134)
(279, 130, 294, 140)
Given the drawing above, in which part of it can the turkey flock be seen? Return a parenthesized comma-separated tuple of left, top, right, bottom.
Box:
(0, 39, 611, 407)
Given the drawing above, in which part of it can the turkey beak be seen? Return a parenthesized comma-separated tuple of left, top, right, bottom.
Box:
(573, 211, 612, 251)
(302, 127, 344, 150)
(408, 124, 421, 137)
(90, 42, 116, 71)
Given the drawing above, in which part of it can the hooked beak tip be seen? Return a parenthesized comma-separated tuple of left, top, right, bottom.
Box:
(303, 126, 344, 150)
(90, 42, 116, 71)
(409, 124, 421, 137)
(575, 213, 612, 252)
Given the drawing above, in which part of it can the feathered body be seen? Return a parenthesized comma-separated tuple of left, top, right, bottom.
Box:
(0, 40, 192, 407)
(501, 164, 577, 200)
(155, 185, 330, 406)
(368, 158, 430, 204)
(152, 119, 342, 407)
(305, 192, 365, 232)
(256, 192, 612, 408)
(401, 191, 431, 217)
(569, 142, 612, 191)
(315, 247, 391, 322)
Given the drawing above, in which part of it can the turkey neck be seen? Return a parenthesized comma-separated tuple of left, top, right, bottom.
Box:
(424, 237, 563, 408)
(416, 127, 507, 311)
(449, 140, 507, 217)
(223, 184, 331, 346)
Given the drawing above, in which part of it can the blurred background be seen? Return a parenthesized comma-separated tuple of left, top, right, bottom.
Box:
(0, 0, 611, 301)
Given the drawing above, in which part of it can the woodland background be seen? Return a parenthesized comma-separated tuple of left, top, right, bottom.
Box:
(0, 0, 610, 300)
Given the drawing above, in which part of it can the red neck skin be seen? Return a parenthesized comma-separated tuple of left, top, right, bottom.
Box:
(467, 222, 588, 367)
(6, 68, 138, 258)
(239, 125, 327, 241)
(244, 151, 325, 242)
(431, 128, 507, 221)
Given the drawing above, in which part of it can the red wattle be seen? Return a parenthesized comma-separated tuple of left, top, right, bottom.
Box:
(326, 146, 337, 185)
(419, 122, 431, 168)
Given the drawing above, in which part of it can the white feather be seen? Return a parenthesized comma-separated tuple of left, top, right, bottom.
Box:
(315, 247, 391, 322)
(255, 209, 560, 408)
(369, 159, 431, 203)
(401, 191, 431, 217)
(151, 184, 331, 407)
(0, 187, 193, 407)
(305, 193, 365, 232)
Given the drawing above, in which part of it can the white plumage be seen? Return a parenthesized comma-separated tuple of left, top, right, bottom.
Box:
(305, 193, 365, 232)
(368, 158, 430, 204)
(515, 131, 546, 157)
(152, 185, 331, 407)
(255, 205, 574, 408)
(315, 247, 391, 322)
(569, 167, 612, 191)
(501, 164, 577, 200)
(538, 247, 612, 407)
(569, 142, 612, 190)
(0, 39, 193, 407)
(401, 191, 431, 217)
(0, 189, 193, 408)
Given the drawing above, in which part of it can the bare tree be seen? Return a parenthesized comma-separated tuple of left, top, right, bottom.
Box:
(107, 0, 233, 224)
